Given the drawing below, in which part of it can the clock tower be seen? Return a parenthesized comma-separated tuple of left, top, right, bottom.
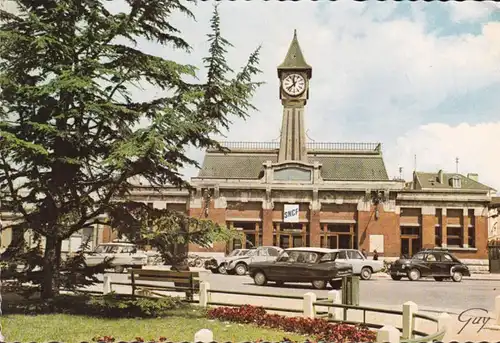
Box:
(277, 30, 312, 163)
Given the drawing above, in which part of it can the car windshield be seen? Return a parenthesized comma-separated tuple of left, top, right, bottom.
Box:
(94, 245, 120, 253)
(278, 250, 319, 263)
(246, 249, 256, 256)
(228, 250, 241, 257)
(412, 253, 425, 260)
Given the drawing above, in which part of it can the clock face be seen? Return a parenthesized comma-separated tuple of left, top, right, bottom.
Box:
(282, 73, 306, 96)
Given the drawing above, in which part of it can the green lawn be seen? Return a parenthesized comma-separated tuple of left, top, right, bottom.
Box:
(2, 308, 307, 343)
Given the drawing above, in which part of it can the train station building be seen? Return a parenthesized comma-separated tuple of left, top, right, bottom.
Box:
(123, 31, 496, 262)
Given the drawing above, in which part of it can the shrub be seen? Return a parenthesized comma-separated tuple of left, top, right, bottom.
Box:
(207, 305, 376, 343)
(4, 293, 186, 318)
(85, 293, 185, 317)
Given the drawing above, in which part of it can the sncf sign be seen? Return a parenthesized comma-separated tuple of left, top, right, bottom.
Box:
(283, 204, 299, 223)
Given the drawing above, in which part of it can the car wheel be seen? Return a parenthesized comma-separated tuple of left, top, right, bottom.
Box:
(235, 263, 247, 276)
(360, 267, 372, 280)
(195, 258, 203, 268)
(253, 271, 267, 286)
(114, 265, 125, 273)
(390, 275, 402, 281)
(275, 281, 284, 287)
(218, 265, 227, 274)
(434, 277, 444, 282)
(312, 280, 327, 290)
(452, 271, 463, 282)
(408, 268, 420, 281)
(329, 279, 342, 289)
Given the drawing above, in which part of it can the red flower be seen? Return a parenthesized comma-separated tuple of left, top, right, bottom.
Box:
(207, 305, 376, 342)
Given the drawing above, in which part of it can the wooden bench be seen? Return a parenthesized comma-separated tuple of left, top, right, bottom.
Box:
(128, 268, 200, 301)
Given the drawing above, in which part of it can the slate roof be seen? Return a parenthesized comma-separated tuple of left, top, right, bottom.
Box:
(196, 151, 389, 181)
(277, 30, 312, 75)
(414, 171, 494, 192)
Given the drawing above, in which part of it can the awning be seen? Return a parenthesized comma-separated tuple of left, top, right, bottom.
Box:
(400, 222, 420, 227)
(319, 219, 356, 224)
(226, 217, 262, 222)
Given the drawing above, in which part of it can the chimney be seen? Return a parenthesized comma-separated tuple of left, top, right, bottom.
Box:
(437, 170, 444, 184)
(467, 173, 478, 182)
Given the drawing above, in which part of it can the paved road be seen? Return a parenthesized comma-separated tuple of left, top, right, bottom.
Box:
(96, 271, 500, 314)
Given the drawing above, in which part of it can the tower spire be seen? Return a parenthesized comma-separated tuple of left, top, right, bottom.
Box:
(277, 30, 312, 163)
(277, 29, 312, 78)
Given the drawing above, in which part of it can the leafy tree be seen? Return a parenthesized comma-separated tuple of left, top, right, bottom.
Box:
(0, 0, 261, 299)
(108, 202, 244, 268)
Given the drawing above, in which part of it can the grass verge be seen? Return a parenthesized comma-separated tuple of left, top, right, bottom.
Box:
(1, 307, 307, 343)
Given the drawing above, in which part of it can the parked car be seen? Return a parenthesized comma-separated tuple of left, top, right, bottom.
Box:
(204, 249, 249, 274)
(248, 247, 353, 289)
(330, 249, 384, 280)
(84, 242, 148, 273)
(224, 246, 283, 276)
(389, 249, 470, 282)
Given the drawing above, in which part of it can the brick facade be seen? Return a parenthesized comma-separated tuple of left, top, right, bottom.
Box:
(152, 195, 491, 260)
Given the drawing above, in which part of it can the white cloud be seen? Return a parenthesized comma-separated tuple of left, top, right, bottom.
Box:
(385, 122, 500, 193)
(446, 1, 497, 22)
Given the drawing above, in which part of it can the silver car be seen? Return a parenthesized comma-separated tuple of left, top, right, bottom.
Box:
(84, 242, 148, 273)
(225, 246, 283, 276)
(204, 248, 249, 274)
(330, 248, 384, 280)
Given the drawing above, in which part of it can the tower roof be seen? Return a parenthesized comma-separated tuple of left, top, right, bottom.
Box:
(278, 30, 312, 76)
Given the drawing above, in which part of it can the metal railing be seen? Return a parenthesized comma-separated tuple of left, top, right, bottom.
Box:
(312, 300, 445, 342)
(214, 141, 382, 152)
(206, 289, 327, 314)
(69, 277, 446, 342)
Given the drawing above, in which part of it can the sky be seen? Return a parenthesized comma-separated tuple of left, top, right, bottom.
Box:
(162, 0, 500, 193)
(4, 0, 500, 193)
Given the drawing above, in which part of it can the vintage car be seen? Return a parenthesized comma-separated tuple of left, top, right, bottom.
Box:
(224, 246, 283, 276)
(248, 247, 353, 289)
(330, 249, 384, 280)
(84, 242, 148, 273)
(204, 248, 249, 274)
(389, 249, 471, 282)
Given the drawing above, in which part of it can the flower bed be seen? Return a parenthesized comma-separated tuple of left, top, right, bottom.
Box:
(207, 305, 376, 343)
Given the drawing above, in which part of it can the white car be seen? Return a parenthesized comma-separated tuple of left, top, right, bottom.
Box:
(204, 248, 249, 274)
(84, 242, 148, 273)
(330, 249, 384, 280)
(225, 246, 283, 276)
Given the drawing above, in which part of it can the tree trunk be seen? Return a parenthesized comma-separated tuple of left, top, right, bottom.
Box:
(41, 236, 62, 299)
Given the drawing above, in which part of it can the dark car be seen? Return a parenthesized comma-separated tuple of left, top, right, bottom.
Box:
(389, 249, 471, 282)
(248, 247, 353, 289)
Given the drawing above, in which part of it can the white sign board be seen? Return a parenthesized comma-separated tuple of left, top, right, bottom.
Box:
(283, 204, 300, 223)
(369, 234, 384, 253)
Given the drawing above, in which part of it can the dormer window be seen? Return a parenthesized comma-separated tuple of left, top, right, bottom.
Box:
(450, 176, 461, 189)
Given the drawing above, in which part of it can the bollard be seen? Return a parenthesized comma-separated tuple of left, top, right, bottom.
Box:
(327, 290, 343, 320)
(303, 292, 317, 319)
(199, 281, 210, 307)
(437, 312, 451, 342)
(103, 275, 111, 295)
(496, 295, 500, 325)
(376, 325, 400, 343)
(402, 301, 418, 340)
(194, 329, 213, 343)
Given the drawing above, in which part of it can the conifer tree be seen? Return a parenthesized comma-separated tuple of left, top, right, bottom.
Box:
(0, 0, 261, 299)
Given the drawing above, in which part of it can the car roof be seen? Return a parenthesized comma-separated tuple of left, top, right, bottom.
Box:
(327, 249, 359, 252)
(285, 247, 335, 254)
(99, 242, 135, 246)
